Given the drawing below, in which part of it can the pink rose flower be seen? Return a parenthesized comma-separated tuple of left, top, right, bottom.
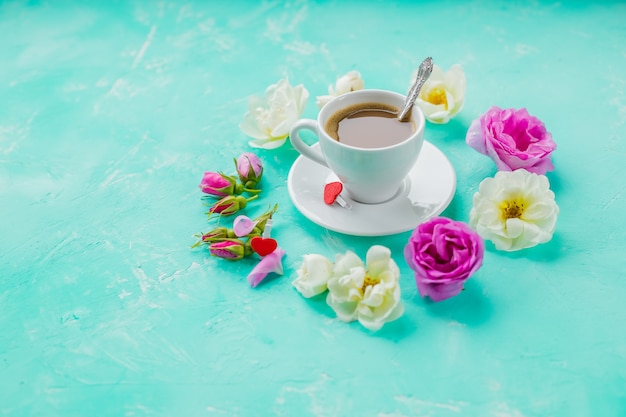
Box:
(404, 217, 484, 302)
(208, 195, 258, 216)
(466, 106, 556, 175)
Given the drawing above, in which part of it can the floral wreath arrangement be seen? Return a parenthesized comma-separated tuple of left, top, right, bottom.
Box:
(195, 62, 559, 332)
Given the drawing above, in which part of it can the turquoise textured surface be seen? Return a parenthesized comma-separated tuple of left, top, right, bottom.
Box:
(2, 1, 626, 416)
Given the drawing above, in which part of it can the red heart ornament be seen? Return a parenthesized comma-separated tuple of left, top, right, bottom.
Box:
(250, 236, 278, 257)
(324, 181, 343, 205)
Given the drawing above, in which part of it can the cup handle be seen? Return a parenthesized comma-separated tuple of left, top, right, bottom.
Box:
(289, 119, 328, 167)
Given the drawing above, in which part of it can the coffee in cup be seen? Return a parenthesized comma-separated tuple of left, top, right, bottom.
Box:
(289, 89, 425, 204)
(325, 102, 415, 149)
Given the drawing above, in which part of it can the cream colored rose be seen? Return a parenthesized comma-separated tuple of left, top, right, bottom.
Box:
(470, 169, 559, 251)
(292, 254, 333, 298)
(240, 78, 308, 149)
(326, 245, 403, 331)
(316, 70, 365, 109)
(412, 63, 466, 124)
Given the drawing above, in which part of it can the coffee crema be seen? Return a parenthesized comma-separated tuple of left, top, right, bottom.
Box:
(325, 102, 415, 149)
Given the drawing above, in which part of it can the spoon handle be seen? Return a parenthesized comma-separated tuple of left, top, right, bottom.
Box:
(398, 57, 433, 122)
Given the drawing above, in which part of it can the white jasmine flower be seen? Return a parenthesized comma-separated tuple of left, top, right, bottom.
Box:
(326, 245, 403, 331)
(292, 254, 333, 298)
(470, 169, 559, 251)
(412, 63, 466, 124)
(240, 78, 308, 149)
(316, 70, 365, 109)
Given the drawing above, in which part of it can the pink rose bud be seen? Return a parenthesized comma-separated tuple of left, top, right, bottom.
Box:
(235, 152, 263, 189)
(404, 217, 484, 302)
(201, 227, 232, 242)
(199, 172, 243, 198)
(192, 226, 236, 248)
(208, 195, 258, 217)
(252, 203, 278, 234)
(209, 239, 246, 261)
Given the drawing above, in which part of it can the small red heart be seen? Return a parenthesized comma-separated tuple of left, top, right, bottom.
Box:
(324, 181, 343, 205)
(250, 236, 278, 257)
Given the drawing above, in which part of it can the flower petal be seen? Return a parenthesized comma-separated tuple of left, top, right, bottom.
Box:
(364, 245, 393, 278)
(247, 247, 286, 288)
(316, 95, 333, 109)
(466, 118, 487, 154)
(326, 292, 359, 322)
(358, 286, 403, 331)
(292, 254, 333, 298)
(233, 215, 257, 237)
(248, 136, 288, 150)
(239, 112, 267, 139)
(332, 251, 363, 277)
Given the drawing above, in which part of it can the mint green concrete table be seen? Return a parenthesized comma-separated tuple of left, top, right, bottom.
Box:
(2, 1, 625, 416)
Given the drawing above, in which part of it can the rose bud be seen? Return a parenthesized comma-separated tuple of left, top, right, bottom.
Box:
(191, 227, 236, 249)
(202, 227, 234, 242)
(209, 239, 246, 261)
(199, 172, 244, 198)
(235, 152, 263, 189)
(251, 204, 278, 235)
(208, 195, 258, 217)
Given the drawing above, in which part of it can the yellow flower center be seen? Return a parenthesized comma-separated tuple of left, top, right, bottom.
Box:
(425, 87, 448, 110)
(361, 275, 380, 295)
(500, 199, 527, 220)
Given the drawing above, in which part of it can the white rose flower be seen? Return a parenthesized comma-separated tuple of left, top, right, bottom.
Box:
(326, 245, 404, 331)
(470, 169, 559, 251)
(316, 70, 365, 109)
(292, 254, 333, 298)
(412, 63, 466, 124)
(240, 78, 309, 150)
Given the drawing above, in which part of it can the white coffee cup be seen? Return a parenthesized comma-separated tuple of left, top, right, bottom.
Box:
(289, 89, 425, 204)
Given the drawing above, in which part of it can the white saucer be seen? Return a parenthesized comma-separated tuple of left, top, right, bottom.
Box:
(287, 141, 456, 236)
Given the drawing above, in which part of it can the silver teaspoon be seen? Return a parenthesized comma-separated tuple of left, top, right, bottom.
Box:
(397, 57, 434, 122)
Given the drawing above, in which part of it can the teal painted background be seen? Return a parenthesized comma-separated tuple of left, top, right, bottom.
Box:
(1, 1, 625, 416)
